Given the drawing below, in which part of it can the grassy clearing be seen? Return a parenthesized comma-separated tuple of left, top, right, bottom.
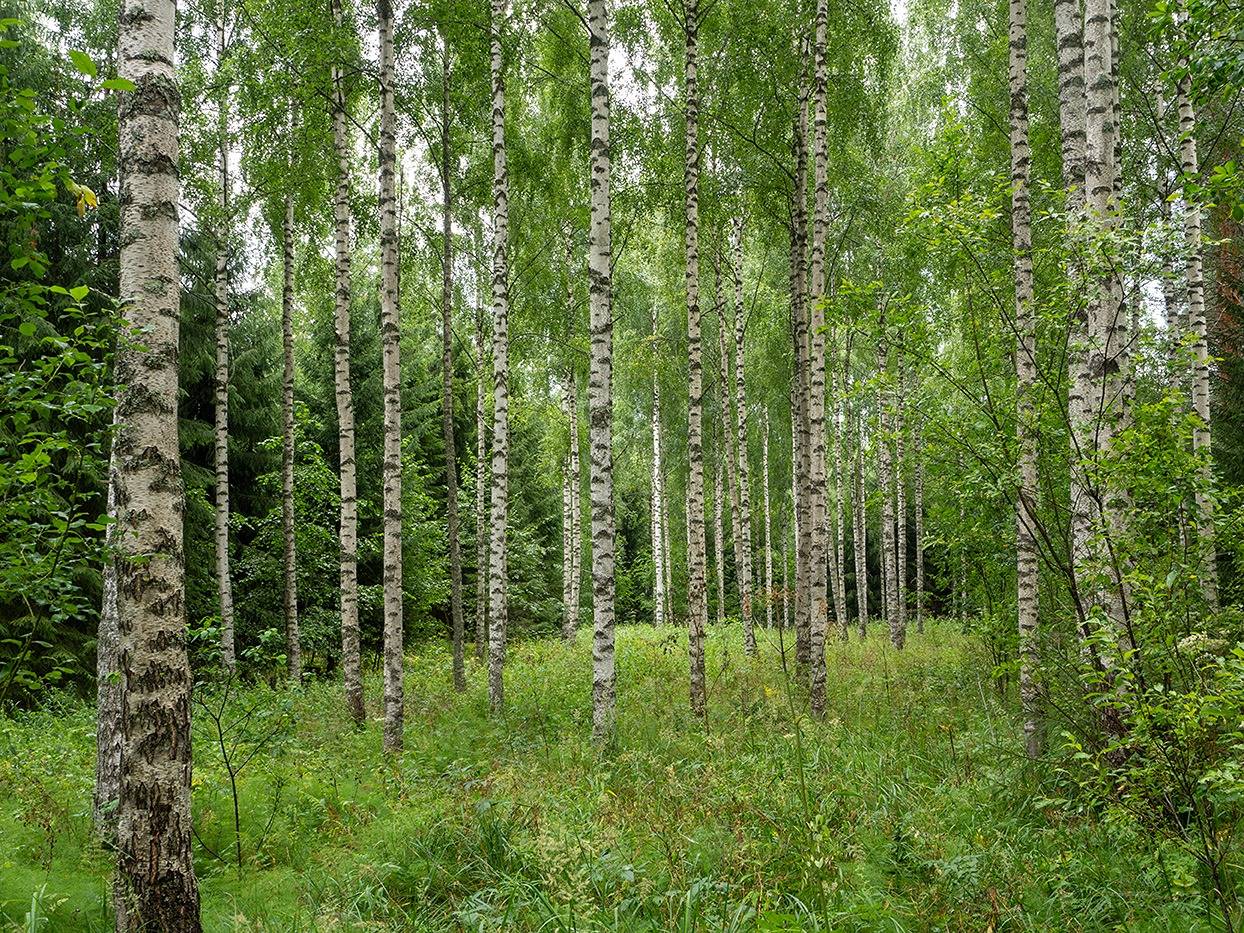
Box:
(0, 624, 1218, 930)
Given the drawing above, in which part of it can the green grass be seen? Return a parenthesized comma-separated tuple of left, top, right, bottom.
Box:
(0, 624, 1220, 930)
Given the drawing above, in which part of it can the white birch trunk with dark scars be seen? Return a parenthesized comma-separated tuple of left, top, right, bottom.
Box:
(808, 0, 831, 714)
(790, 43, 812, 673)
(913, 413, 924, 635)
(587, 0, 616, 741)
(763, 411, 774, 630)
(895, 365, 907, 641)
(716, 259, 743, 619)
(332, 0, 363, 726)
(878, 314, 901, 649)
(378, 0, 404, 754)
(441, 48, 466, 692)
(652, 313, 667, 627)
(488, 0, 512, 714)
(833, 345, 848, 640)
(684, 0, 707, 719)
(1176, 37, 1219, 610)
(714, 455, 726, 627)
(214, 54, 234, 672)
(282, 192, 300, 682)
(730, 218, 756, 653)
(113, 0, 201, 924)
(93, 434, 121, 836)
(1010, 0, 1041, 758)
(853, 404, 868, 637)
(475, 226, 489, 662)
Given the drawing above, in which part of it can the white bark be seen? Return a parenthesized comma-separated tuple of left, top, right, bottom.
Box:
(213, 15, 234, 672)
(853, 403, 868, 636)
(281, 191, 300, 683)
(474, 225, 490, 663)
(652, 309, 667, 627)
(763, 411, 774, 630)
(113, 0, 200, 922)
(730, 218, 756, 653)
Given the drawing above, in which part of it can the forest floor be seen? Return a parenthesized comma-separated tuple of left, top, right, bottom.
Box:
(0, 623, 1221, 931)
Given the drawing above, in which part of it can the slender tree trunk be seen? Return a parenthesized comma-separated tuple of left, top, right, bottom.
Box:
(652, 309, 667, 627)
(563, 451, 574, 634)
(474, 226, 489, 663)
(281, 191, 300, 683)
(441, 46, 466, 692)
(113, 0, 200, 924)
(895, 363, 907, 642)
(714, 455, 727, 627)
(94, 436, 121, 835)
(660, 452, 673, 621)
(913, 412, 924, 635)
(683, 0, 707, 719)
(214, 16, 234, 672)
(587, 0, 617, 741)
(878, 310, 901, 649)
(853, 404, 868, 637)
(1010, 0, 1041, 758)
(763, 411, 774, 630)
(378, 0, 404, 754)
(1176, 33, 1219, 609)
(716, 255, 743, 616)
(832, 337, 848, 639)
(808, 0, 831, 714)
(790, 41, 812, 676)
(488, 0, 512, 713)
(957, 449, 967, 625)
(331, 0, 363, 726)
(730, 218, 756, 653)
(569, 369, 583, 637)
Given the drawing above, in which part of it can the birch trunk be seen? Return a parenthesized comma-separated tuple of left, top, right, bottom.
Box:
(474, 228, 489, 662)
(1176, 34, 1219, 609)
(790, 42, 812, 674)
(1010, 0, 1041, 757)
(214, 18, 234, 671)
(441, 46, 466, 692)
(652, 310, 667, 627)
(730, 218, 756, 653)
(716, 255, 743, 614)
(763, 411, 774, 630)
(587, 0, 617, 741)
(714, 455, 727, 627)
(378, 0, 404, 754)
(683, 0, 707, 718)
(563, 453, 573, 636)
(113, 0, 200, 923)
(853, 404, 868, 636)
(878, 311, 901, 649)
(281, 192, 300, 683)
(913, 412, 924, 635)
(93, 434, 121, 835)
(660, 454, 673, 621)
(832, 338, 848, 639)
(808, 0, 831, 713)
(332, 0, 363, 726)
(488, 0, 512, 713)
(569, 369, 583, 636)
(895, 364, 907, 641)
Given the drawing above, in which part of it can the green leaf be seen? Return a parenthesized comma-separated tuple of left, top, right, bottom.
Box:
(102, 77, 136, 92)
(18, 321, 36, 338)
(69, 49, 96, 77)
(69, 285, 89, 301)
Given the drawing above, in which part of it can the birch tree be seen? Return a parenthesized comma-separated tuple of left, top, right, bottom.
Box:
(474, 225, 490, 663)
(587, 0, 617, 741)
(651, 309, 667, 627)
(331, 0, 363, 726)
(440, 44, 466, 692)
(281, 187, 300, 682)
(113, 0, 201, 923)
(378, 0, 404, 754)
(730, 217, 756, 653)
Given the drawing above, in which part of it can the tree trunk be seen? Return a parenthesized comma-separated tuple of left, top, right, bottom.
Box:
(853, 403, 868, 637)
(281, 191, 300, 683)
(714, 454, 727, 627)
(790, 40, 812, 675)
(441, 46, 466, 693)
(895, 363, 907, 642)
(113, 0, 201, 924)
(1010, 0, 1040, 758)
(563, 450, 573, 635)
(763, 411, 774, 630)
(878, 310, 901, 649)
(569, 368, 583, 638)
(832, 336, 848, 639)
(378, 0, 404, 754)
(652, 309, 667, 627)
(332, 0, 363, 727)
(474, 224, 489, 663)
(730, 218, 756, 653)
(1176, 32, 1219, 609)
(214, 15, 234, 672)
(488, 0, 512, 714)
(683, 0, 707, 719)
(808, 0, 831, 714)
(716, 254, 743, 617)
(587, 0, 617, 742)
(94, 435, 121, 836)
(913, 411, 924, 635)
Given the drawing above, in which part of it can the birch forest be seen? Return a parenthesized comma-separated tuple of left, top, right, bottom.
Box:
(2, 0, 1244, 926)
